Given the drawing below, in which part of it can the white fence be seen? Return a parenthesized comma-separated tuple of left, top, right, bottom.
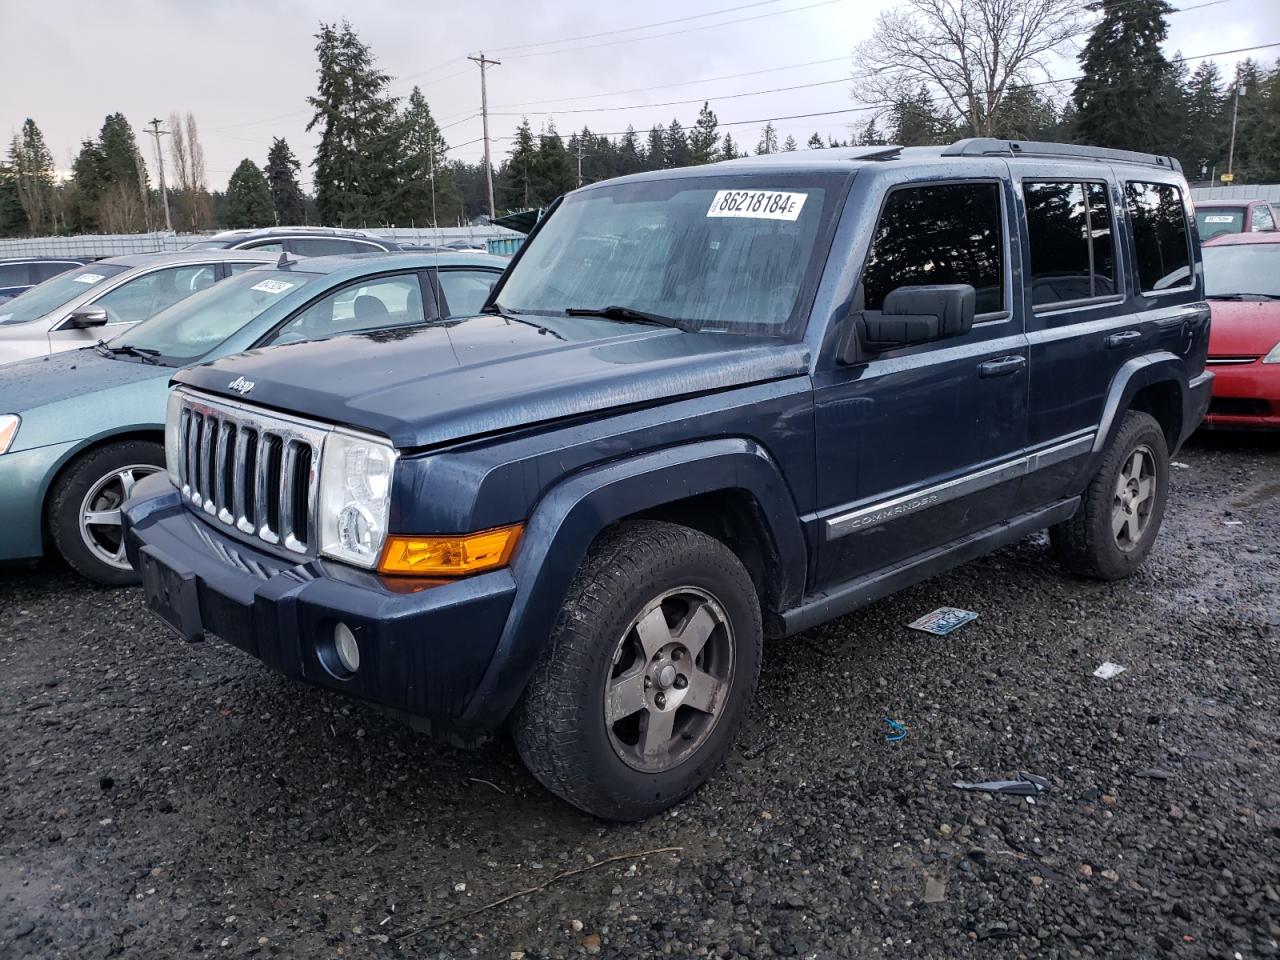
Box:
(1190, 183, 1280, 202)
(0, 225, 521, 259)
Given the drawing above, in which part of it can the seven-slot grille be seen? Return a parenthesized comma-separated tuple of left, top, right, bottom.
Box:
(175, 392, 328, 555)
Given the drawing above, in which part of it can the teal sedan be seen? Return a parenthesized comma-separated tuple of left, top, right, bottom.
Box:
(0, 251, 507, 584)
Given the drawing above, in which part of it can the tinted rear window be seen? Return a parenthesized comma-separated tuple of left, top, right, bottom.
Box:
(1127, 182, 1192, 293)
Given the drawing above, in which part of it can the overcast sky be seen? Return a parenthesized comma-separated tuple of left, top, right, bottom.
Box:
(3, 0, 1278, 192)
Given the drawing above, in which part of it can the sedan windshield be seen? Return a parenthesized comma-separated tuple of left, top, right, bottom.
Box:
(110, 269, 314, 363)
(0, 264, 127, 325)
(1195, 207, 1246, 240)
(1203, 244, 1280, 298)
(495, 174, 841, 338)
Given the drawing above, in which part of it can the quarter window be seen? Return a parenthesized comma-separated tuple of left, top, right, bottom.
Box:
(1023, 180, 1117, 306)
(862, 182, 1005, 315)
(1125, 182, 1192, 293)
(1251, 205, 1275, 232)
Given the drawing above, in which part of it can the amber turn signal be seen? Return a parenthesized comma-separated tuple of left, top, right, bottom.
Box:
(378, 524, 523, 576)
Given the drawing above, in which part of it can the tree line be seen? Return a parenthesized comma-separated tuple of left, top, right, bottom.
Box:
(4, 1, 1280, 238)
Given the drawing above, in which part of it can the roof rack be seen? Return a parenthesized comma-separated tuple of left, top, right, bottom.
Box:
(942, 138, 1182, 173)
(847, 145, 903, 162)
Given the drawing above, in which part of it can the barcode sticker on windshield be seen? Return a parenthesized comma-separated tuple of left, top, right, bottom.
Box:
(1204, 215, 1236, 223)
(72, 273, 105, 284)
(707, 189, 807, 221)
(251, 279, 295, 294)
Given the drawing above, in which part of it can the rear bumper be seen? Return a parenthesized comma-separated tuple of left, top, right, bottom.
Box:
(122, 474, 517, 732)
(0, 440, 76, 561)
(1179, 371, 1215, 446)
(1201, 361, 1280, 429)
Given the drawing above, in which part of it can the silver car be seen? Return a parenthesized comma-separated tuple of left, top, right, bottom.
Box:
(0, 250, 278, 366)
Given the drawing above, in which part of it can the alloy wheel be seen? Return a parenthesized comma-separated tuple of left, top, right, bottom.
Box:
(78, 465, 161, 570)
(1112, 444, 1157, 552)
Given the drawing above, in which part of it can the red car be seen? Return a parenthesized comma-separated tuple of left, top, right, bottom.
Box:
(1195, 199, 1278, 240)
(1201, 232, 1280, 429)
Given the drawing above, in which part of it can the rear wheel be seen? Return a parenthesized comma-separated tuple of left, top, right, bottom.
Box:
(513, 521, 762, 821)
(48, 441, 164, 587)
(1050, 410, 1169, 581)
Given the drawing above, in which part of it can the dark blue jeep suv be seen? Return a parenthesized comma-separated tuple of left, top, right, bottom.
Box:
(123, 139, 1212, 820)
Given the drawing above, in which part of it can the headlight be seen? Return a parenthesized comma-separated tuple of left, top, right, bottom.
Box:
(318, 429, 397, 568)
(0, 414, 18, 454)
(1263, 341, 1280, 364)
(164, 390, 184, 486)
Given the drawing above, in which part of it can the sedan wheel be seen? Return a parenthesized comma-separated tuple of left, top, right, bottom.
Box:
(78, 465, 161, 570)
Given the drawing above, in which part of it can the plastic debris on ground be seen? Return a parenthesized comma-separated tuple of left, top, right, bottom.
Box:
(923, 875, 947, 903)
(1171, 461, 1191, 470)
(1093, 661, 1127, 679)
(1224, 520, 1244, 526)
(882, 717, 907, 743)
(951, 773, 1051, 796)
(908, 607, 978, 635)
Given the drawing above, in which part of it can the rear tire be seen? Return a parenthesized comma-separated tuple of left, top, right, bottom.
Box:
(1050, 410, 1169, 581)
(48, 441, 164, 587)
(513, 520, 762, 821)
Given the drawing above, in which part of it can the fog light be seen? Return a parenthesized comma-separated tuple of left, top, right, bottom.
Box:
(333, 622, 361, 674)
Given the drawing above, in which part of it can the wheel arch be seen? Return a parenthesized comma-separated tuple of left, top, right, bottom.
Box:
(39, 427, 166, 542)
(1093, 352, 1186, 457)
(455, 437, 808, 730)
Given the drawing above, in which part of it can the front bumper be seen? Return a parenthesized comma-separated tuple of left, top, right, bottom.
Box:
(123, 473, 517, 730)
(1202, 361, 1280, 429)
(0, 440, 77, 561)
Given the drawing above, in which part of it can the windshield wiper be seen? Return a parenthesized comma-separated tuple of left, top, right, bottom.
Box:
(564, 305, 695, 332)
(94, 339, 161, 365)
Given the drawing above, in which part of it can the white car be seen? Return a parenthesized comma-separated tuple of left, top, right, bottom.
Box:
(0, 250, 277, 366)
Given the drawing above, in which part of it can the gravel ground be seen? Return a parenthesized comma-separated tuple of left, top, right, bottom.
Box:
(1, 432, 1278, 960)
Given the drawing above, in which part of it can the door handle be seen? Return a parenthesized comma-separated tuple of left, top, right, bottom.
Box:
(978, 356, 1026, 378)
(1106, 330, 1142, 348)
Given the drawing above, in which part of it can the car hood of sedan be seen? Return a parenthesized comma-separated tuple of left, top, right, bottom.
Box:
(1207, 299, 1280, 358)
(175, 313, 811, 450)
(0, 348, 172, 452)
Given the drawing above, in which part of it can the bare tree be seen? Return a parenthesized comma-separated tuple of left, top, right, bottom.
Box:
(853, 0, 1083, 137)
(168, 111, 213, 230)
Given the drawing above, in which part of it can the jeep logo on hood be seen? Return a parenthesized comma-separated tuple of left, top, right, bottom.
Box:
(227, 376, 255, 396)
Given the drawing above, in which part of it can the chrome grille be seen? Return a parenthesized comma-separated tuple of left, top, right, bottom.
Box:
(175, 391, 327, 555)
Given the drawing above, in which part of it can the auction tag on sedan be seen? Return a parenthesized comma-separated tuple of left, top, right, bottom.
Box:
(251, 279, 295, 294)
(706, 189, 807, 221)
(72, 273, 105, 284)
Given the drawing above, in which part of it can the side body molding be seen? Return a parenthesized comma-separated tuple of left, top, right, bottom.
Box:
(455, 438, 807, 730)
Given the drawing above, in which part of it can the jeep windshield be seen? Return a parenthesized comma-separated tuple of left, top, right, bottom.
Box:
(495, 173, 843, 338)
(108, 269, 315, 364)
(0, 264, 127, 325)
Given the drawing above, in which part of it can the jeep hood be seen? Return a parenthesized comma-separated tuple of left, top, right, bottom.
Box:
(175, 314, 810, 448)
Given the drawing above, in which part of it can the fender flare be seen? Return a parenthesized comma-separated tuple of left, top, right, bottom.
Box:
(1092, 351, 1186, 454)
(454, 437, 807, 730)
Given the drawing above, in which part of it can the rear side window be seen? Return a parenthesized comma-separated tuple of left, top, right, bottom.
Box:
(290, 237, 382, 257)
(1023, 181, 1117, 306)
(32, 261, 80, 282)
(0, 263, 29, 286)
(862, 182, 1005, 314)
(437, 269, 499, 317)
(1251, 205, 1275, 232)
(1126, 182, 1192, 292)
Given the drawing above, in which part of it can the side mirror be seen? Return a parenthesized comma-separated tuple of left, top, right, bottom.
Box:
(853, 284, 976, 356)
(65, 306, 109, 329)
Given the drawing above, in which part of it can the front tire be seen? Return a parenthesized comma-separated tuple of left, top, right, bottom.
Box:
(48, 441, 164, 587)
(513, 521, 762, 821)
(1050, 410, 1169, 581)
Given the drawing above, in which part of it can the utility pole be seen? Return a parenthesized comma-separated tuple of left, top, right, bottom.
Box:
(427, 129, 438, 229)
(468, 52, 501, 219)
(1226, 79, 1245, 180)
(576, 139, 584, 188)
(145, 118, 173, 232)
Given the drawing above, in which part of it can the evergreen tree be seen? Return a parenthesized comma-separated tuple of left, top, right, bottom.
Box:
(501, 119, 538, 208)
(720, 132, 742, 160)
(98, 113, 146, 188)
(92, 114, 149, 233)
(67, 139, 106, 233)
(755, 122, 778, 155)
(0, 161, 27, 237)
(645, 125, 667, 170)
(533, 121, 575, 201)
(689, 103, 721, 164)
(307, 20, 401, 225)
(226, 159, 275, 228)
(265, 137, 306, 226)
(396, 87, 457, 226)
(888, 85, 953, 145)
(1073, 0, 1179, 154)
(807, 132, 825, 149)
(664, 118, 691, 167)
(987, 83, 1059, 141)
(856, 118, 886, 146)
(617, 126, 644, 172)
(9, 119, 56, 234)
(1179, 61, 1224, 179)
(782, 135, 798, 152)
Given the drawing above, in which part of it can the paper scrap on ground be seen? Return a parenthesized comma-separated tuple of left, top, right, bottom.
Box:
(1093, 661, 1127, 680)
(909, 607, 978, 636)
